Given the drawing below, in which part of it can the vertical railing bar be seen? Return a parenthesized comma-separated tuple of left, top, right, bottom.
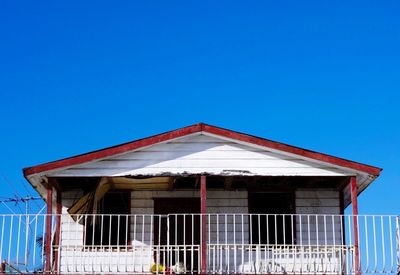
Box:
(63, 215, 68, 272)
(91, 214, 95, 250)
(345, 215, 349, 274)
(41, 215, 46, 270)
(299, 215, 302, 247)
(364, 216, 369, 272)
(100, 214, 104, 248)
(16, 215, 21, 268)
(199, 214, 202, 274)
(223, 214, 227, 274)
(306, 214, 311, 272)
(24, 215, 29, 272)
(381, 215, 386, 272)
(212, 215, 215, 274)
(82, 215, 86, 273)
(315, 214, 319, 273)
(388, 216, 394, 272)
(117, 214, 121, 272)
(216, 214, 220, 271)
(323, 215, 327, 274)
(339, 214, 343, 274)
(133, 215, 137, 273)
(0, 216, 4, 269)
(372, 215, 377, 272)
(233, 214, 236, 274)
(191, 214, 194, 274)
(7, 215, 13, 267)
(395, 216, 400, 275)
(73, 215, 78, 273)
(227, 214, 230, 274)
(249, 214, 252, 267)
(208, 214, 211, 274)
(141, 215, 145, 272)
(258, 214, 261, 248)
(241, 214, 244, 273)
(291, 214, 295, 274)
(157, 215, 161, 275)
(283, 213, 286, 246)
(106, 214, 111, 272)
(274, 214, 278, 247)
(175, 214, 179, 270)
(32, 215, 38, 272)
(51, 214, 56, 272)
(167, 215, 170, 272)
(149, 215, 153, 274)
(347, 215, 353, 273)
(183, 214, 186, 272)
(356, 214, 361, 274)
(50, 214, 55, 273)
(91, 214, 95, 273)
(100, 214, 104, 273)
(82, 215, 87, 272)
(263, 218, 267, 273)
(273, 214, 277, 273)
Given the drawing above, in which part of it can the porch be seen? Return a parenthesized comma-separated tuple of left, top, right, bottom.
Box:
(0, 213, 398, 274)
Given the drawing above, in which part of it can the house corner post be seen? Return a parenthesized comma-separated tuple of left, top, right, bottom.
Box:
(350, 176, 361, 275)
(45, 179, 54, 273)
(200, 175, 207, 274)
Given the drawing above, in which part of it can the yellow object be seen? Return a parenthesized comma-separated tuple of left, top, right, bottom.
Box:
(151, 263, 165, 273)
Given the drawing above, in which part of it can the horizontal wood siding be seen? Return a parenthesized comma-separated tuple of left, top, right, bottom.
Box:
(60, 190, 84, 247)
(295, 189, 342, 245)
(49, 134, 352, 177)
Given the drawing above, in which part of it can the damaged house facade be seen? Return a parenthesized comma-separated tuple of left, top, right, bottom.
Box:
(4, 123, 398, 274)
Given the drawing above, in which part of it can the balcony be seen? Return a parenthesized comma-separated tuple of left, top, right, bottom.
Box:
(0, 214, 398, 274)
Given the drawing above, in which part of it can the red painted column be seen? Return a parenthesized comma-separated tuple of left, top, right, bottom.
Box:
(1, 260, 6, 274)
(350, 176, 361, 275)
(45, 181, 53, 273)
(200, 176, 207, 274)
(54, 191, 62, 273)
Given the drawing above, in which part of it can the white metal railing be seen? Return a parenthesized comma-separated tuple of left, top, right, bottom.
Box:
(0, 214, 398, 274)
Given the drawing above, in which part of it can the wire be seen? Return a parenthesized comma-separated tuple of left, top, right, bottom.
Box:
(1, 174, 24, 198)
(1, 174, 26, 214)
(1, 202, 18, 215)
(20, 180, 42, 210)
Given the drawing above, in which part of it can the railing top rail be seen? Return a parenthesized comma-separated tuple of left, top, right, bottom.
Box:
(0, 213, 398, 217)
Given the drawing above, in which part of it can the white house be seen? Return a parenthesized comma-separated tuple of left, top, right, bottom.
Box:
(16, 123, 398, 274)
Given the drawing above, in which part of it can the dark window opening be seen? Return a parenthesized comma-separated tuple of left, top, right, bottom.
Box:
(249, 192, 294, 245)
(85, 191, 130, 246)
(153, 198, 200, 271)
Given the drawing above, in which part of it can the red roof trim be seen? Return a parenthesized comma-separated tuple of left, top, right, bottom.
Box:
(23, 124, 202, 176)
(202, 125, 382, 176)
(23, 123, 382, 177)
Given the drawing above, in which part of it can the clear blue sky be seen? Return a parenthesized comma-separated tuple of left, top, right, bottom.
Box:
(0, 1, 399, 215)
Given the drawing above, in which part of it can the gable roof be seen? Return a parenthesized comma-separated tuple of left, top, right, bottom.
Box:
(23, 123, 382, 178)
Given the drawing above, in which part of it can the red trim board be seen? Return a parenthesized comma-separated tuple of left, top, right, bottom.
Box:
(23, 123, 382, 177)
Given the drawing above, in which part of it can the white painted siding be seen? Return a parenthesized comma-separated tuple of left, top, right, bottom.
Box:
(47, 134, 353, 177)
(295, 189, 342, 245)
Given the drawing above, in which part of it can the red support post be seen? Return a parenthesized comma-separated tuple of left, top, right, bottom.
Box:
(1, 260, 6, 274)
(54, 191, 62, 273)
(45, 181, 53, 273)
(350, 176, 361, 275)
(200, 175, 207, 274)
